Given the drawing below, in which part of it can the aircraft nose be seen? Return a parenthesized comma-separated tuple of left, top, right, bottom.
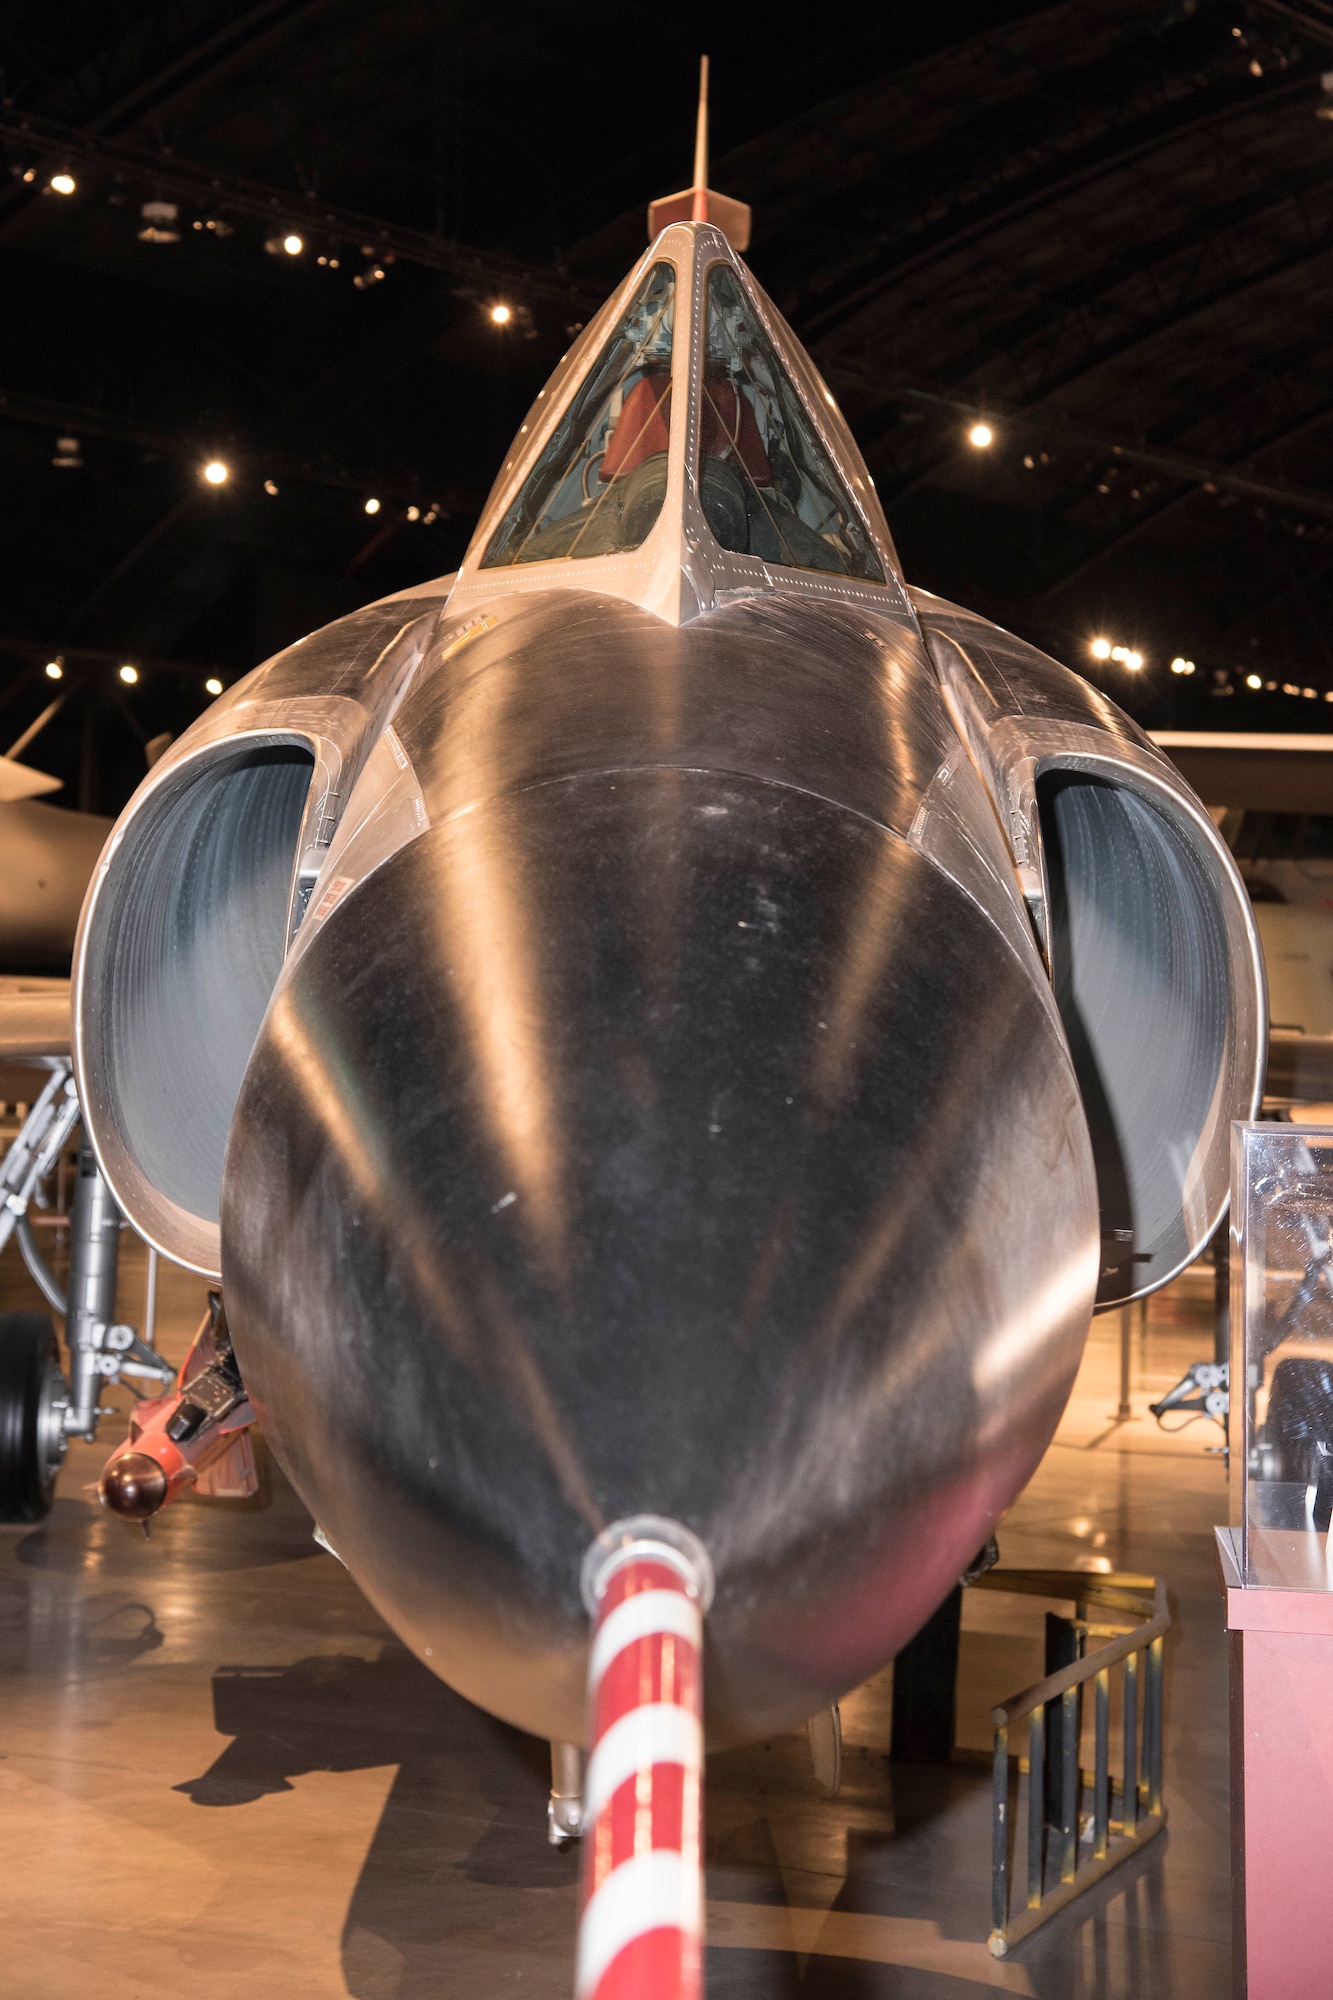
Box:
(221, 765, 1097, 1744)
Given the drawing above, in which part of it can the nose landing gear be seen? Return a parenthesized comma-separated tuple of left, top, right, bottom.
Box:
(0, 1311, 66, 1521)
(0, 1067, 174, 1524)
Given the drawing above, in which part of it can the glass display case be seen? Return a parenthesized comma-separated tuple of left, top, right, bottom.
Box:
(1232, 1121, 1333, 1589)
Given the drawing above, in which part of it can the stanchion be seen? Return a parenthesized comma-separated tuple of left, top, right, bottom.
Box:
(576, 1516, 713, 2000)
(1117, 1303, 1133, 1421)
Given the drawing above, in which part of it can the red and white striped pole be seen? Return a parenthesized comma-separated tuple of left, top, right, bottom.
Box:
(576, 1516, 714, 2000)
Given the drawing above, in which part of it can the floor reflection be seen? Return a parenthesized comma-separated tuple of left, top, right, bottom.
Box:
(0, 1240, 1231, 1996)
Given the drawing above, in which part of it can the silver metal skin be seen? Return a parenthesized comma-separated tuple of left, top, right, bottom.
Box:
(71, 222, 1264, 1749)
(73, 600, 444, 1275)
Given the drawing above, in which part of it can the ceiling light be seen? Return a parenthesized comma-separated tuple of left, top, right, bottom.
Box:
(406, 505, 420, 521)
(44, 660, 62, 681)
(1283, 683, 1299, 695)
(1304, 687, 1317, 698)
(364, 496, 381, 515)
(282, 233, 303, 256)
(968, 422, 993, 449)
(202, 459, 229, 485)
(490, 303, 512, 325)
(1109, 646, 1143, 669)
(119, 664, 139, 685)
(204, 677, 223, 696)
(49, 173, 75, 196)
(52, 435, 81, 469)
(1246, 673, 1262, 689)
(1090, 637, 1112, 659)
(263, 479, 278, 496)
(138, 199, 180, 244)
(1170, 657, 1196, 675)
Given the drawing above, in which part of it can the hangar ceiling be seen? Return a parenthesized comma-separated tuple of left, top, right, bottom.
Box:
(6, 0, 1333, 810)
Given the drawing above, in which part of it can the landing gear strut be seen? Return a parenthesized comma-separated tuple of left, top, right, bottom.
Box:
(0, 1070, 171, 1523)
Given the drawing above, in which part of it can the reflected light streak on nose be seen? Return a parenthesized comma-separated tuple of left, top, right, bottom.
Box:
(806, 836, 915, 1110)
(430, 652, 570, 1286)
(265, 996, 600, 1526)
(971, 1242, 1099, 1399)
(738, 835, 916, 1342)
(805, 987, 1044, 1371)
(266, 995, 481, 1369)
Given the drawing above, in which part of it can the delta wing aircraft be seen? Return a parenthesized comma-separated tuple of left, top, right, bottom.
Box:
(0, 78, 1266, 1999)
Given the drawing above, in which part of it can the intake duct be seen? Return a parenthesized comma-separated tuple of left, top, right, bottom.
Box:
(1037, 769, 1237, 1304)
(75, 738, 315, 1275)
(914, 588, 1266, 1307)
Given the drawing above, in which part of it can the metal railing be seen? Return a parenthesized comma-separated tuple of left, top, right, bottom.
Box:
(975, 1569, 1168, 1958)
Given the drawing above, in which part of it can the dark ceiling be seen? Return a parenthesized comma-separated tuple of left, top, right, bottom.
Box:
(7, 0, 1333, 813)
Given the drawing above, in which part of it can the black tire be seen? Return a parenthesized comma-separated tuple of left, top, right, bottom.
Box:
(0, 1312, 65, 1522)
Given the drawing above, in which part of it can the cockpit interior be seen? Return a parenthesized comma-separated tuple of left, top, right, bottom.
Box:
(481, 245, 884, 583)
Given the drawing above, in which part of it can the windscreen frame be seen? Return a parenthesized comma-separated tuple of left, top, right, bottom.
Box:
(475, 257, 686, 575)
(695, 257, 887, 585)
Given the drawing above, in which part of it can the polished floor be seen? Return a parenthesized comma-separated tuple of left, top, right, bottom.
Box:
(0, 1231, 1230, 1997)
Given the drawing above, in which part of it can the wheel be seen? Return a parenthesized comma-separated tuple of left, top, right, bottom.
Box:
(0, 1312, 67, 1522)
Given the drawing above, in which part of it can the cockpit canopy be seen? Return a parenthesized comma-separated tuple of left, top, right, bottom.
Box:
(698, 265, 883, 583)
(459, 221, 901, 621)
(483, 262, 676, 568)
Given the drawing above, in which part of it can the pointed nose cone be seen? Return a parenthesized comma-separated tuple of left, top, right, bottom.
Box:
(222, 762, 1097, 1745)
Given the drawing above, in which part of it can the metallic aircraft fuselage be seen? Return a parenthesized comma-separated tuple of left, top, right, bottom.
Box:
(223, 588, 1096, 1742)
(72, 221, 1265, 1747)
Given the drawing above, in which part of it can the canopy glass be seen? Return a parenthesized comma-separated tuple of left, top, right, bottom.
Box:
(482, 264, 676, 568)
(700, 264, 884, 582)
